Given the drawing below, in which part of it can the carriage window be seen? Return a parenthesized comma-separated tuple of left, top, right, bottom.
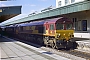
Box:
(50, 24, 54, 30)
(66, 24, 72, 30)
(56, 23, 63, 30)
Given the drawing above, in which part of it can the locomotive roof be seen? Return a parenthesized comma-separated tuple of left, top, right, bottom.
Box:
(18, 17, 71, 26)
(18, 20, 45, 26)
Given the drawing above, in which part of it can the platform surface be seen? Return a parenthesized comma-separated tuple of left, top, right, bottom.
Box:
(0, 37, 70, 60)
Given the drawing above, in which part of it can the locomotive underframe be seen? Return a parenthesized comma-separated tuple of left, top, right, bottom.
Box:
(16, 32, 76, 49)
(43, 36, 76, 49)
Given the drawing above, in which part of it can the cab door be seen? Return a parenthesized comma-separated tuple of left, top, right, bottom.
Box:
(49, 24, 55, 36)
(44, 24, 49, 35)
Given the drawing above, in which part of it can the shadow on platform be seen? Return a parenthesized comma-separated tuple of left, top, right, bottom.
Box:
(0, 36, 16, 42)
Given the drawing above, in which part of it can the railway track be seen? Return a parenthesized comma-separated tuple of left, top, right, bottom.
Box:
(15, 40, 90, 60)
(4, 36, 90, 60)
(64, 49, 90, 60)
(40, 46, 90, 60)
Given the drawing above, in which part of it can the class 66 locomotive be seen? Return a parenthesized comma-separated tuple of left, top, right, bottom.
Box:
(5, 17, 77, 49)
(42, 17, 76, 49)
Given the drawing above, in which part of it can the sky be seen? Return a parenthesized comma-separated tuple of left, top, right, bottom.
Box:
(0, 0, 56, 23)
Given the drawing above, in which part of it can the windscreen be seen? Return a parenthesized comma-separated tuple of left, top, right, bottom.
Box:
(66, 23, 73, 30)
(56, 23, 64, 30)
(56, 23, 73, 30)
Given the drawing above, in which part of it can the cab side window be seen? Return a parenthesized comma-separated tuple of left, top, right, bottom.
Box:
(50, 24, 54, 30)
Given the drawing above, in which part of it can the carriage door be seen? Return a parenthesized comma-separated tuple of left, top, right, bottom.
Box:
(49, 24, 55, 35)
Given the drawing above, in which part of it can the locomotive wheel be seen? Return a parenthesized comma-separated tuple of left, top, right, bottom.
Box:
(51, 39, 57, 49)
(51, 42, 56, 49)
(44, 37, 49, 47)
(45, 39, 49, 47)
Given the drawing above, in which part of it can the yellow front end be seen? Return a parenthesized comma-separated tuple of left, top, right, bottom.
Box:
(55, 30, 74, 41)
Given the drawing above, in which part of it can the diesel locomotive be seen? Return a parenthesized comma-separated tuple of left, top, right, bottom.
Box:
(5, 17, 77, 49)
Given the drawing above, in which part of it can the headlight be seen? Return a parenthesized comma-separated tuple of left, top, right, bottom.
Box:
(63, 33, 65, 36)
(58, 34, 60, 36)
(57, 34, 61, 38)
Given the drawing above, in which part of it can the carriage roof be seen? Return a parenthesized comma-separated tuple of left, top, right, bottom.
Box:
(18, 17, 71, 27)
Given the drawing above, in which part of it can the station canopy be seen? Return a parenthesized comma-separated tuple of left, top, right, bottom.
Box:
(0, 6, 22, 23)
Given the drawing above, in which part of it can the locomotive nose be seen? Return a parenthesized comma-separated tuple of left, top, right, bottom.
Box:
(56, 30, 74, 40)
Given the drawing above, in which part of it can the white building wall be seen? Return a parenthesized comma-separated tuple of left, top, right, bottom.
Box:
(74, 19, 90, 38)
(67, 11, 90, 38)
(56, 0, 65, 8)
(75, 0, 85, 2)
(56, 0, 85, 8)
(74, 33, 90, 38)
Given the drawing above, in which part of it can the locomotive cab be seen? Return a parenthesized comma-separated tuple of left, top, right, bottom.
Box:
(55, 18, 74, 41)
(44, 17, 76, 49)
(54, 18, 75, 49)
